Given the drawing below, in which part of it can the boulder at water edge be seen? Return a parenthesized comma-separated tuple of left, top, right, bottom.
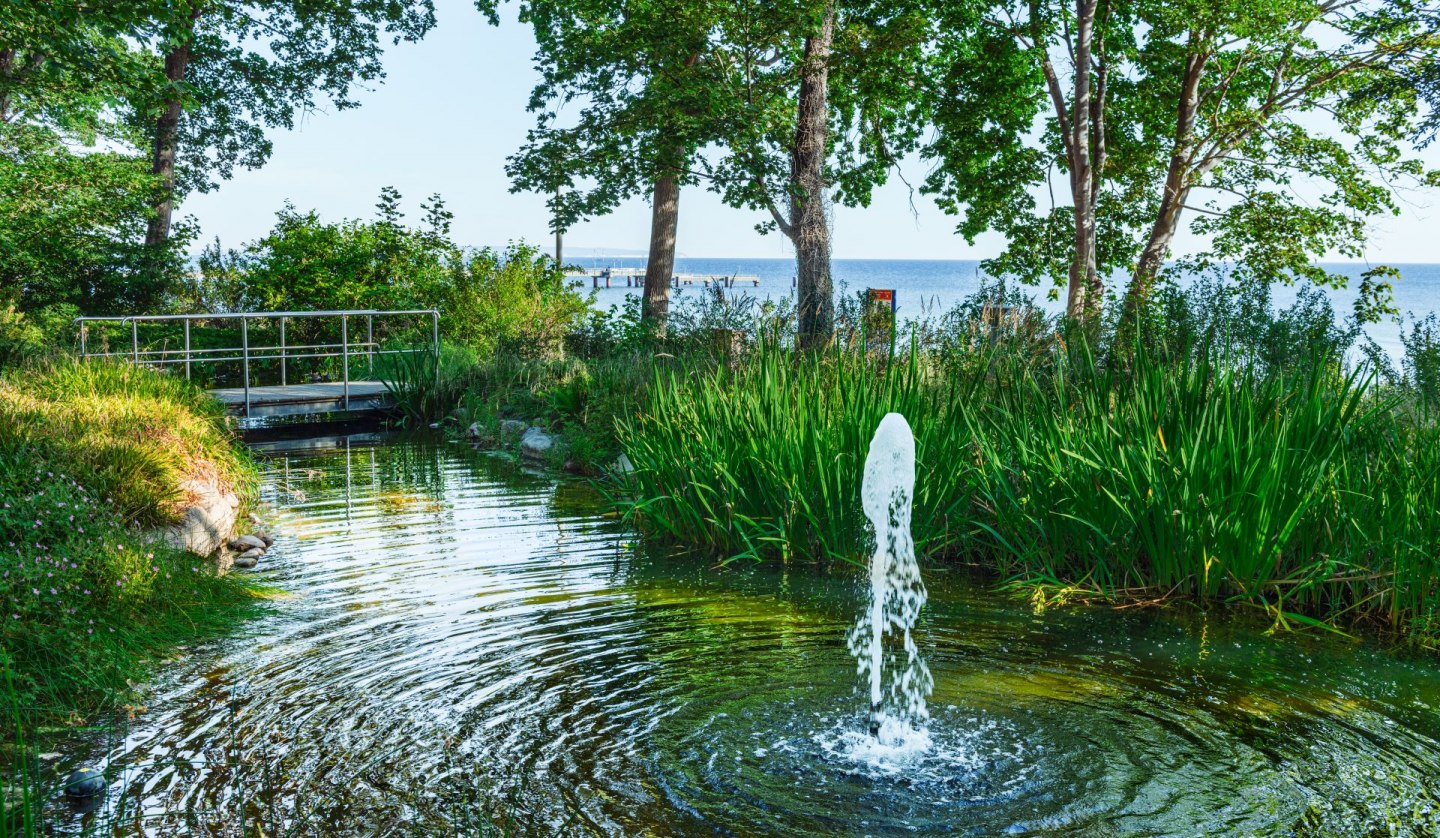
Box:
(520, 427, 554, 460)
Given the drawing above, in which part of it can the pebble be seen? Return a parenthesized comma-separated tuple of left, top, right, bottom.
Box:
(63, 767, 105, 799)
(233, 554, 259, 569)
(228, 534, 266, 552)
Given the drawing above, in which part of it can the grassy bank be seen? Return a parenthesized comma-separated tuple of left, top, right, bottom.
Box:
(1, 361, 265, 826)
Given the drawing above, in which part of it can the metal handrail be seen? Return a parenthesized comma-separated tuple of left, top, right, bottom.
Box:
(74, 309, 440, 417)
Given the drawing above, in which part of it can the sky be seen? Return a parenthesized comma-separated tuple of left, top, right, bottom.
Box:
(182, 0, 1440, 263)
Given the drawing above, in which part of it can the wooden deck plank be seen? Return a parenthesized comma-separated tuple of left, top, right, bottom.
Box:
(208, 381, 390, 406)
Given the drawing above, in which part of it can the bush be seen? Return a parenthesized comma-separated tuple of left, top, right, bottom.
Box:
(1402, 313, 1440, 411)
(441, 243, 591, 358)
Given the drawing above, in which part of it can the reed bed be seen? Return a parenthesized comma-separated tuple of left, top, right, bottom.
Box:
(616, 338, 1440, 643)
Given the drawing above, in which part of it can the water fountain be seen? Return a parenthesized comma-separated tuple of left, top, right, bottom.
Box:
(848, 413, 933, 747)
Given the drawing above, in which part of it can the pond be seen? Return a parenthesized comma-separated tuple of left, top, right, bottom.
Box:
(47, 435, 1440, 835)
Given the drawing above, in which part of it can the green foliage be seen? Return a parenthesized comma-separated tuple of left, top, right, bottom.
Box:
(200, 187, 455, 314)
(502, 0, 730, 232)
(1402, 313, 1440, 412)
(923, 0, 1440, 310)
(128, 0, 439, 198)
(614, 291, 1440, 644)
(441, 244, 592, 358)
(0, 124, 189, 316)
(199, 190, 590, 363)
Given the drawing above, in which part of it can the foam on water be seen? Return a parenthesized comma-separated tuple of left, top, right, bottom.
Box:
(846, 413, 934, 758)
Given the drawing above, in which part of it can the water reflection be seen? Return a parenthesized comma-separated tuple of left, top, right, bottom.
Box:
(44, 437, 1440, 835)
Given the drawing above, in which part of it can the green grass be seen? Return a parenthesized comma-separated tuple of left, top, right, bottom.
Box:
(0, 359, 255, 526)
(0, 360, 269, 832)
(614, 337, 1440, 645)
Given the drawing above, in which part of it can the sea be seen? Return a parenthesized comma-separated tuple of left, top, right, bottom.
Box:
(570, 256, 1440, 365)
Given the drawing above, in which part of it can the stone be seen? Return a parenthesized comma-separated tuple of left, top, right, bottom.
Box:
(233, 554, 259, 569)
(467, 422, 484, 440)
(428, 422, 442, 430)
(63, 767, 105, 799)
(499, 419, 527, 439)
(613, 453, 636, 476)
(237, 547, 264, 560)
(164, 476, 241, 558)
(519, 427, 555, 460)
(228, 534, 265, 552)
(247, 512, 263, 526)
(254, 531, 275, 547)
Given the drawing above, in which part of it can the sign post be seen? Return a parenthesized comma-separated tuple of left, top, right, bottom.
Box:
(865, 288, 897, 353)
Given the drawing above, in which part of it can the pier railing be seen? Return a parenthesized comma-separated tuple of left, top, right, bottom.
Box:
(74, 309, 440, 413)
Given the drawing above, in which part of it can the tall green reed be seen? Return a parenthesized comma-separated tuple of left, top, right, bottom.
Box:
(616, 335, 1440, 642)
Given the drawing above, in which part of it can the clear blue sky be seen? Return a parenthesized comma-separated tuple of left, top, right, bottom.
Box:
(183, 0, 1440, 262)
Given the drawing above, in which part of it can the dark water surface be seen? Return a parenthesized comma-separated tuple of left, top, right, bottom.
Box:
(50, 437, 1440, 835)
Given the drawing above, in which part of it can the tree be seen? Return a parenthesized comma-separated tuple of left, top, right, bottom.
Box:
(1, 3, 192, 316)
(134, 0, 439, 250)
(712, 0, 934, 348)
(1121, 0, 1440, 317)
(501, 0, 728, 333)
(0, 1, 173, 136)
(0, 124, 185, 316)
(925, 0, 1440, 325)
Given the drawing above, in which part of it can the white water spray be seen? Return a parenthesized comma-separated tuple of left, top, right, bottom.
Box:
(847, 413, 933, 748)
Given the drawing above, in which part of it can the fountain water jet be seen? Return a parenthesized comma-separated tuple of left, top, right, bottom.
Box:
(847, 413, 933, 748)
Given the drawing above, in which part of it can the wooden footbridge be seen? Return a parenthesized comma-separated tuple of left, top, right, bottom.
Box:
(75, 309, 439, 420)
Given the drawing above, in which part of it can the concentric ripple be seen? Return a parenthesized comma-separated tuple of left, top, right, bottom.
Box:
(44, 435, 1440, 836)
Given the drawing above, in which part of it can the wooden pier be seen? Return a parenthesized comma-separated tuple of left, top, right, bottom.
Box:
(566, 267, 761, 290)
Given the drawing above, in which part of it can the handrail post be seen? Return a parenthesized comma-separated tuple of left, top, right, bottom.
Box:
(367, 314, 374, 377)
(79, 321, 87, 359)
(280, 317, 287, 386)
(131, 319, 139, 366)
(184, 320, 191, 381)
(241, 316, 251, 418)
(341, 313, 350, 410)
(432, 309, 440, 389)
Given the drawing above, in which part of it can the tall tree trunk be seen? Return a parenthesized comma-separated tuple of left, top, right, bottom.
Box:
(791, 3, 836, 350)
(1066, 0, 1098, 322)
(1125, 46, 1206, 317)
(642, 172, 680, 333)
(144, 5, 200, 250)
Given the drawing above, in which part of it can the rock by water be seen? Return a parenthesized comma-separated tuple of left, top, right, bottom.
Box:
(520, 427, 555, 460)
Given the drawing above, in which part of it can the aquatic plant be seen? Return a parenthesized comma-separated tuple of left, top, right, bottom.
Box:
(616, 335, 1440, 644)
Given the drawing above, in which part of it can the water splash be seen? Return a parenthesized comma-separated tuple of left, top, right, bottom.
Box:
(846, 413, 933, 752)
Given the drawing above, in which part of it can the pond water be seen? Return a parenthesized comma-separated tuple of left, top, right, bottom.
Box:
(49, 436, 1440, 835)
